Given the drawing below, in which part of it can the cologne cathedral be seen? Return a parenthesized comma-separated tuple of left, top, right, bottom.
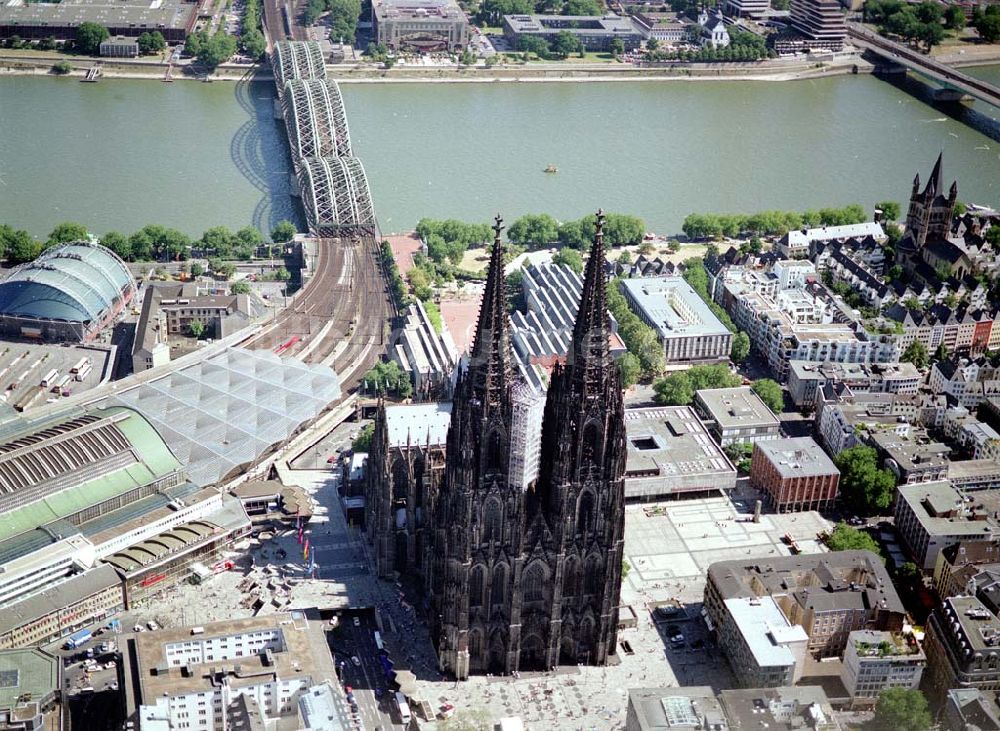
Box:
(365, 211, 627, 679)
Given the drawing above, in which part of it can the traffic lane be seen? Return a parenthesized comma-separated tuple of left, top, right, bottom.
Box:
(337, 621, 386, 730)
(348, 619, 405, 730)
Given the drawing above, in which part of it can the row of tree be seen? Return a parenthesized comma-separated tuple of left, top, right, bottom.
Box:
(303, 0, 362, 41)
(606, 278, 667, 382)
(184, 31, 238, 70)
(0, 220, 297, 265)
(475, 0, 603, 27)
(681, 204, 869, 240)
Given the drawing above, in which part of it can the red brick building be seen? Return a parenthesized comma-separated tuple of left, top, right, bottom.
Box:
(750, 437, 840, 513)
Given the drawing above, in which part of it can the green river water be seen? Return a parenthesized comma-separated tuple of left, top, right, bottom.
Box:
(0, 67, 998, 239)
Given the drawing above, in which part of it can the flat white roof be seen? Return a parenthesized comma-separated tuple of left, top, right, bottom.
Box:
(619, 277, 730, 340)
(724, 596, 806, 669)
(385, 402, 452, 447)
(785, 222, 885, 248)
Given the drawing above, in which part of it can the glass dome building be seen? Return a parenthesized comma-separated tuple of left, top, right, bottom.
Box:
(0, 241, 136, 342)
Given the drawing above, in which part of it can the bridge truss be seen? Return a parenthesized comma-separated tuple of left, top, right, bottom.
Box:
(272, 40, 327, 89)
(298, 156, 377, 236)
(283, 79, 353, 160)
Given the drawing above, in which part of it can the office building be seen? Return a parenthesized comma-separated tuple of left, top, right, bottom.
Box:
(717, 597, 808, 688)
(925, 596, 1000, 696)
(694, 387, 781, 447)
(749, 437, 840, 513)
(705, 552, 905, 660)
(625, 687, 727, 731)
(789, 0, 846, 50)
(723, 0, 769, 18)
(0, 649, 60, 731)
(894, 481, 1000, 570)
(624, 406, 738, 501)
(372, 0, 469, 52)
(840, 630, 925, 704)
(619, 277, 732, 364)
(0, 0, 196, 42)
(787, 361, 921, 409)
(717, 687, 841, 731)
(127, 613, 342, 730)
(503, 13, 644, 52)
(869, 429, 951, 484)
(950, 459, 1000, 491)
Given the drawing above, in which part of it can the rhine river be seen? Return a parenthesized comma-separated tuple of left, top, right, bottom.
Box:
(0, 69, 998, 239)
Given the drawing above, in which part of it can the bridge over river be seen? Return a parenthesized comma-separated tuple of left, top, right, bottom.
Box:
(848, 23, 1000, 108)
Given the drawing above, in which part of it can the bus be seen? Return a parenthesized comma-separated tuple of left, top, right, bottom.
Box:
(395, 692, 411, 725)
(374, 631, 384, 652)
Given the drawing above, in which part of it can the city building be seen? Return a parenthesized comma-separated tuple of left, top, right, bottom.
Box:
(99, 36, 139, 57)
(869, 429, 951, 484)
(625, 687, 727, 731)
(392, 299, 459, 399)
(934, 540, 1000, 599)
(624, 406, 738, 501)
(619, 277, 732, 364)
(716, 596, 808, 688)
(945, 406, 1000, 461)
(950, 459, 1000, 491)
(503, 13, 645, 52)
(894, 481, 1000, 570)
(704, 552, 905, 660)
(132, 282, 255, 372)
(0, 648, 60, 731)
(372, 0, 469, 52)
(723, 0, 769, 19)
(126, 613, 342, 730)
(0, 0, 196, 43)
(788, 0, 847, 50)
(778, 222, 885, 258)
(696, 8, 730, 48)
(930, 357, 1000, 411)
(840, 630, 925, 704)
(368, 215, 627, 678)
(749, 437, 840, 513)
(787, 361, 921, 409)
(717, 687, 841, 731)
(694, 387, 781, 447)
(925, 595, 1000, 696)
(0, 565, 124, 649)
(0, 241, 136, 343)
(943, 688, 1000, 731)
(629, 12, 694, 44)
(713, 261, 896, 382)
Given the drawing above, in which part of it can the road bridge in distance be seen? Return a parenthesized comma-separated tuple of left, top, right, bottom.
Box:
(847, 23, 1000, 107)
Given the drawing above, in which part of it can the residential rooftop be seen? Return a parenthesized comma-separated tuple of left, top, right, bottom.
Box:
(626, 687, 728, 731)
(941, 595, 1000, 653)
(869, 430, 951, 475)
(897, 482, 1000, 539)
(753, 437, 839, 480)
(725, 596, 807, 670)
(718, 686, 840, 731)
(848, 629, 923, 658)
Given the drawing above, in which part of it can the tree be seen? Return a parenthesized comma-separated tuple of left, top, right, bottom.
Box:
(870, 688, 932, 731)
(563, 0, 602, 12)
(976, 11, 1000, 43)
(751, 378, 784, 414)
(647, 37, 659, 51)
(516, 35, 550, 56)
(137, 31, 166, 55)
(352, 423, 375, 452)
(6, 230, 40, 264)
(835, 445, 896, 515)
(617, 250, 633, 265)
(934, 343, 949, 362)
(618, 353, 641, 388)
(273, 266, 291, 281)
(100, 231, 131, 261)
(235, 226, 264, 259)
(408, 267, 433, 301)
(900, 340, 929, 369)
(725, 443, 753, 473)
(552, 248, 583, 274)
(876, 200, 901, 221)
(944, 4, 965, 29)
(52, 61, 73, 75)
(201, 226, 236, 257)
(361, 360, 413, 398)
(730, 331, 750, 363)
(507, 214, 559, 249)
(654, 371, 695, 405)
(271, 220, 297, 243)
(240, 28, 266, 59)
(191, 262, 205, 277)
(547, 31, 580, 58)
(825, 522, 881, 553)
(47, 222, 88, 248)
(610, 37, 625, 57)
(187, 320, 207, 338)
(230, 280, 252, 294)
(196, 31, 237, 70)
(76, 22, 109, 55)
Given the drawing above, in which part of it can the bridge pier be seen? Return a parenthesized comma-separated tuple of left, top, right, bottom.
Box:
(932, 88, 974, 104)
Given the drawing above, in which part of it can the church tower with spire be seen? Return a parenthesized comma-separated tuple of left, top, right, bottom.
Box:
(904, 152, 958, 250)
(432, 215, 525, 680)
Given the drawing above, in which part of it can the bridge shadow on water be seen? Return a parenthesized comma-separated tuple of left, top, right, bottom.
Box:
(873, 69, 1000, 144)
(232, 67, 306, 233)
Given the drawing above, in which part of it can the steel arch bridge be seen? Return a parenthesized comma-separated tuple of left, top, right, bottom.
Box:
(298, 156, 377, 235)
(283, 79, 353, 160)
(272, 40, 326, 89)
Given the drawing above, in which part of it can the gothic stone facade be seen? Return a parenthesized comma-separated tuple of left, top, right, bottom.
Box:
(365, 213, 626, 679)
